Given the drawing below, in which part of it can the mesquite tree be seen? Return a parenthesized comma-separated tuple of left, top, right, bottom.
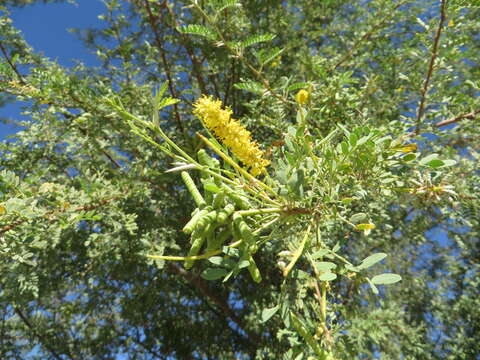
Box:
(1, 0, 479, 359)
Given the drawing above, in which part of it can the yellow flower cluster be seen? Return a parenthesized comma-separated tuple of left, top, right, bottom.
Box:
(193, 96, 270, 176)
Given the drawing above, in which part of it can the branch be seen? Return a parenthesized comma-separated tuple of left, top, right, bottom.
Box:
(141, 0, 187, 139)
(0, 40, 26, 84)
(0, 197, 118, 235)
(435, 109, 480, 128)
(166, 263, 262, 347)
(14, 307, 74, 360)
(164, 2, 208, 95)
(415, 0, 448, 135)
(332, 2, 404, 71)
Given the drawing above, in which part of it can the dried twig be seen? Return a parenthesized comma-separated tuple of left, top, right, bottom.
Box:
(435, 109, 480, 128)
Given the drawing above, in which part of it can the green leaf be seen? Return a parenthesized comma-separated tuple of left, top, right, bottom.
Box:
(213, 0, 240, 13)
(203, 182, 221, 193)
(239, 34, 276, 49)
(261, 305, 279, 323)
(234, 80, 264, 94)
(256, 46, 285, 66)
(402, 153, 417, 162)
(371, 273, 402, 285)
(319, 272, 337, 281)
(178, 25, 217, 41)
(366, 278, 379, 294)
(345, 264, 359, 272)
(201, 268, 228, 281)
(426, 159, 445, 168)
(286, 82, 310, 92)
(357, 253, 387, 270)
(441, 159, 457, 167)
(332, 243, 340, 253)
(208, 256, 224, 265)
(222, 246, 239, 257)
(350, 213, 367, 224)
(419, 153, 439, 166)
(238, 260, 251, 269)
(311, 249, 329, 259)
(315, 261, 337, 271)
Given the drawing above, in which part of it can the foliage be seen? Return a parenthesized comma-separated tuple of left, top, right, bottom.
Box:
(0, 0, 479, 359)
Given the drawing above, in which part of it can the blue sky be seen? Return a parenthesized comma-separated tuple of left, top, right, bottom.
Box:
(0, 0, 104, 140)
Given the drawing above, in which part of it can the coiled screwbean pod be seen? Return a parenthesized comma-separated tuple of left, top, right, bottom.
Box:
(184, 226, 208, 269)
(181, 171, 206, 208)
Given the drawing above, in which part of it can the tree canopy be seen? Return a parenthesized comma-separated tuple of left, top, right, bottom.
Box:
(0, 0, 479, 359)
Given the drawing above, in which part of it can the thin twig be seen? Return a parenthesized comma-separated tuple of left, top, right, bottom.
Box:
(415, 0, 448, 135)
(164, 2, 208, 94)
(332, 2, 404, 71)
(435, 109, 480, 128)
(142, 0, 187, 139)
(192, 3, 288, 104)
(0, 197, 118, 235)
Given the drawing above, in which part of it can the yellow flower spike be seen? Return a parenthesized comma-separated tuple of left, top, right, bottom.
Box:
(295, 89, 310, 105)
(193, 96, 270, 177)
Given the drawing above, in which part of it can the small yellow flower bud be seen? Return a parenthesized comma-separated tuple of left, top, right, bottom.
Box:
(295, 89, 310, 105)
(355, 223, 376, 236)
(397, 143, 418, 153)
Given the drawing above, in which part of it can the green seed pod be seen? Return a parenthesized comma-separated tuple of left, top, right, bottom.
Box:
(212, 192, 226, 209)
(181, 171, 206, 208)
(202, 181, 221, 194)
(247, 255, 262, 283)
(196, 210, 218, 230)
(184, 227, 208, 269)
(222, 185, 250, 209)
(249, 243, 259, 254)
(290, 313, 324, 356)
(206, 227, 231, 252)
(183, 208, 209, 233)
(197, 149, 215, 167)
(216, 203, 235, 224)
(233, 213, 254, 244)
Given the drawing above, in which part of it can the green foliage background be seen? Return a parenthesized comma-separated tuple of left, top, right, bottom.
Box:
(0, 0, 479, 359)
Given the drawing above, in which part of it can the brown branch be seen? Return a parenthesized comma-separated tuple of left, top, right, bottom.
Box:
(415, 0, 448, 135)
(166, 262, 262, 347)
(142, 0, 186, 138)
(164, 2, 208, 95)
(0, 40, 26, 84)
(14, 306, 74, 360)
(435, 108, 480, 128)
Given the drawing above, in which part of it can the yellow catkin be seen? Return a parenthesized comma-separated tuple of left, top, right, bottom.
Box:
(193, 96, 270, 176)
